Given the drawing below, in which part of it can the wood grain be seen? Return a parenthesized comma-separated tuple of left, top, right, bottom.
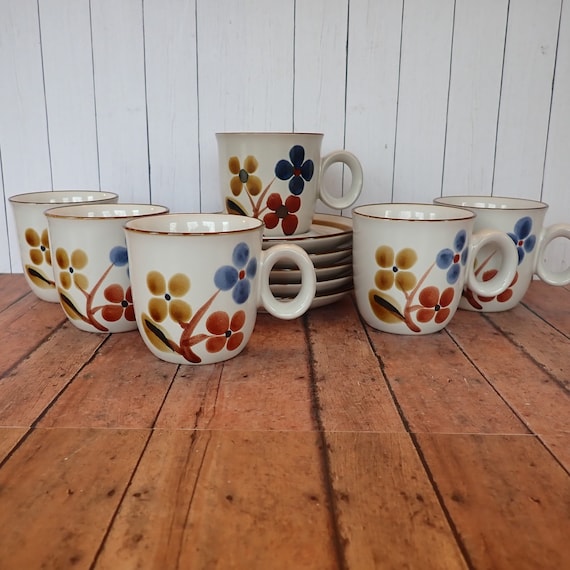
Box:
(520, 279, 570, 336)
(326, 431, 468, 569)
(306, 296, 405, 432)
(0, 274, 29, 311)
(0, 428, 149, 570)
(0, 427, 28, 462)
(417, 433, 570, 570)
(96, 430, 338, 570)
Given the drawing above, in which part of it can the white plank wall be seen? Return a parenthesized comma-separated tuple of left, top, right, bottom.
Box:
(1, 0, 568, 274)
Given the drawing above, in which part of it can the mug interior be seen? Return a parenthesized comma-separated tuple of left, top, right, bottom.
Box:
(353, 203, 475, 221)
(434, 195, 548, 211)
(124, 213, 264, 235)
(9, 190, 118, 204)
(45, 204, 168, 219)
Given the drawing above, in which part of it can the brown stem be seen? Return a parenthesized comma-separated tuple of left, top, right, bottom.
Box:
(252, 177, 276, 217)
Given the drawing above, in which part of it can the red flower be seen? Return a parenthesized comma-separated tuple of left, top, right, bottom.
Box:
(417, 286, 454, 324)
(102, 284, 135, 322)
(263, 193, 301, 235)
(205, 310, 246, 353)
(467, 270, 518, 307)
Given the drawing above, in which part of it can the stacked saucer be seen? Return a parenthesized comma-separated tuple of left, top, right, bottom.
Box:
(263, 214, 353, 309)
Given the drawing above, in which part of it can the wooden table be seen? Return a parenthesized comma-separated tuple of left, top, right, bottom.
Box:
(0, 274, 568, 569)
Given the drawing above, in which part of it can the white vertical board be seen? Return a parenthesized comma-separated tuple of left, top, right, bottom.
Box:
(345, 0, 403, 207)
(441, 0, 508, 197)
(294, 0, 348, 214)
(196, 0, 295, 213)
(542, 0, 570, 273)
(0, 151, 8, 272)
(0, 0, 52, 273)
(90, 0, 149, 202)
(492, 0, 560, 200)
(144, 0, 200, 212)
(38, 0, 99, 190)
(392, 0, 454, 202)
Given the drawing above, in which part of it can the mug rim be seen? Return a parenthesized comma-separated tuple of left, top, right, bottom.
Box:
(9, 190, 118, 205)
(44, 203, 169, 220)
(434, 195, 549, 211)
(124, 213, 264, 235)
(353, 202, 476, 222)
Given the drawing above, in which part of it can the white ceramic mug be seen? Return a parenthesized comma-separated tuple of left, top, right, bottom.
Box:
(9, 190, 119, 302)
(216, 132, 363, 237)
(352, 204, 519, 335)
(45, 203, 169, 333)
(124, 213, 317, 365)
(434, 196, 570, 312)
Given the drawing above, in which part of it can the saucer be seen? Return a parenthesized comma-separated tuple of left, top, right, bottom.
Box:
(270, 274, 353, 298)
(270, 262, 352, 284)
(262, 214, 353, 254)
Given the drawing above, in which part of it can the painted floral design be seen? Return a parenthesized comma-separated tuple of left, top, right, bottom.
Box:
(374, 246, 417, 292)
(508, 216, 536, 264)
(436, 230, 468, 284)
(369, 231, 467, 333)
(228, 156, 262, 197)
(274, 145, 314, 195)
(463, 267, 519, 310)
(140, 242, 256, 363)
(224, 144, 315, 236)
(263, 193, 301, 235)
(56, 245, 134, 332)
(23, 227, 56, 290)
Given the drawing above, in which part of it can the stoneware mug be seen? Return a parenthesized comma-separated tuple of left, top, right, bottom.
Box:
(434, 196, 570, 312)
(352, 203, 519, 335)
(124, 213, 317, 365)
(9, 190, 119, 302)
(45, 203, 170, 333)
(216, 132, 363, 237)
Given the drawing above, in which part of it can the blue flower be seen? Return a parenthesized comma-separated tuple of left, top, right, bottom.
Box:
(436, 230, 468, 284)
(508, 216, 536, 265)
(110, 246, 128, 266)
(214, 242, 257, 304)
(274, 145, 314, 195)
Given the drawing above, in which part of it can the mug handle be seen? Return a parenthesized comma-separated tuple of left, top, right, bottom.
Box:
(258, 244, 316, 319)
(466, 230, 519, 297)
(318, 150, 363, 210)
(536, 224, 570, 286)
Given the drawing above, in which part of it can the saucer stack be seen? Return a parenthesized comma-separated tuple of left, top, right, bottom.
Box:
(262, 214, 353, 309)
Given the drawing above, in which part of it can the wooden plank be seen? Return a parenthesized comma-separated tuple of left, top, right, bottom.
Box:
(0, 0, 52, 273)
(417, 433, 570, 570)
(0, 274, 29, 311)
(38, 331, 177, 428)
(520, 279, 570, 337)
(0, 428, 149, 570)
(0, 321, 106, 427)
(0, 293, 67, 377)
(441, 0, 508, 196)
(143, 0, 200, 213)
(326, 432, 468, 569)
(493, 0, 561, 199)
(393, 0, 454, 201)
(447, 310, 570, 436)
(541, 0, 570, 274)
(156, 313, 315, 430)
(196, 0, 295, 213)
(96, 429, 338, 569)
(90, 0, 149, 202)
(294, 0, 349, 215)
(0, 427, 28, 462)
(345, 0, 402, 206)
(485, 303, 570, 390)
(540, 432, 570, 472)
(365, 320, 528, 434)
(37, 0, 100, 189)
(306, 296, 405, 432)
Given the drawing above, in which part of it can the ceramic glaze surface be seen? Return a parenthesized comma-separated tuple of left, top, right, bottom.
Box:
(217, 133, 363, 237)
(125, 214, 316, 365)
(45, 203, 168, 332)
(434, 196, 570, 312)
(352, 204, 518, 335)
(9, 191, 119, 302)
